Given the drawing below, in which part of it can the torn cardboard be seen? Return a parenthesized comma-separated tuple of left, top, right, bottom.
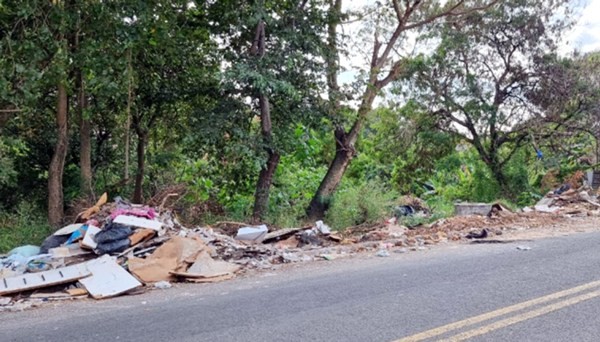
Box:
(170, 251, 240, 279)
(128, 236, 206, 283)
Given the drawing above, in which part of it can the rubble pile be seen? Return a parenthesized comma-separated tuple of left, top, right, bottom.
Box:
(0, 194, 348, 311)
(3, 185, 600, 311)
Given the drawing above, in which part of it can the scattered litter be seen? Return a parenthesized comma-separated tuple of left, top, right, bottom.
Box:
(3, 185, 597, 311)
(315, 221, 331, 235)
(376, 250, 390, 257)
(466, 229, 488, 239)
(154, 281, 172, 289)
(235, 225, 268, 242)
(8, 245, 40, 258)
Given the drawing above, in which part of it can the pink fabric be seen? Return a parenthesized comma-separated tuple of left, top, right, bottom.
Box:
(110, 208, 156, 220)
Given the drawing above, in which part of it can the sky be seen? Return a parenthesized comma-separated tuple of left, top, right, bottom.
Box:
(564, 0, 600, 53)
(340, 0, 600, 71)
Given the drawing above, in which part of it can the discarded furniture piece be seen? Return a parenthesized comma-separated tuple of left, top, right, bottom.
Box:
(454, 203, 493, 216)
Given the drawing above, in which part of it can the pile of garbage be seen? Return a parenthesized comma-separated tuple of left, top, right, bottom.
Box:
(525, 185, 600, 215)
(0, 194, 355, 310)
(4, 185, 600, 311)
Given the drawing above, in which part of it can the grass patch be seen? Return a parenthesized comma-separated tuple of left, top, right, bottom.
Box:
(0, 202, 52, 253)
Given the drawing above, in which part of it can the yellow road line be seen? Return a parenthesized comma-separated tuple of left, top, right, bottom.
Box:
(395, 280, 600, 342)
(440, 290, 600, 341)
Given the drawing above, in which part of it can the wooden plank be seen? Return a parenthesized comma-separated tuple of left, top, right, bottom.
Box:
(113, 215, 162, 231)
(79, 255, 141, 299)
(0, 264, 90, 296)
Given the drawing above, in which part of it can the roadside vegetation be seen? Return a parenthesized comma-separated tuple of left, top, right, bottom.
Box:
(1, 0, 599, 252)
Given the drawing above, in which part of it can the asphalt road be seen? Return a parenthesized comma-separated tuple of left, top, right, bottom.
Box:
(4, 231, 600, 341)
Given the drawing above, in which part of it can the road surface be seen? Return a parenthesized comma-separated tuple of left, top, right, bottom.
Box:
(4, 231, 600, 341)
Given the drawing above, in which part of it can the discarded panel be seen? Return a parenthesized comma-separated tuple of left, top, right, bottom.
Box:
(81, 225, 101, 250)
(0, 264, 90, 296)
(79, 255, 141, 299)
(113, 215, 162, 231)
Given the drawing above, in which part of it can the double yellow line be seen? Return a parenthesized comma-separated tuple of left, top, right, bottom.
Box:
(395, 280, 600, 342)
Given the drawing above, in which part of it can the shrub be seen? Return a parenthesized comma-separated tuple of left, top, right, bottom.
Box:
(325, 181, 397, 231)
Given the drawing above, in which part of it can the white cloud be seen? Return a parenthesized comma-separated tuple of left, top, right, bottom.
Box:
(561, 0, 600, 54)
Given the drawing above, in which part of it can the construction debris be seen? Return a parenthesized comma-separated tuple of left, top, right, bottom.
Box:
(2, 186, 600, 311)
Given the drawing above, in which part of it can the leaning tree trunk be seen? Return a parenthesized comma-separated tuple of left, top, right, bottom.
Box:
(48, 83, 69, 227)
(306, 87, 377, 220)
(306, 127, 355, 220)
(133, 132, 146, 204)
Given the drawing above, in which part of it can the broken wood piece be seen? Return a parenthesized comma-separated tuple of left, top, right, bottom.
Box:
(66, 288, 88, 296)
(182, 273, 235, 283)
(129, 229, 156, 246)
(78, 192, 108, 221)
(262, 226, 311, 243)
(113, 215, 162, 231)
(79, 255, 141, 299)
(0, 264, 90, 296)
(274, 235, 300, 249)
(328, 234, 343, 242)
(29, 292, 72, 299)
(50, 244, 92, 258)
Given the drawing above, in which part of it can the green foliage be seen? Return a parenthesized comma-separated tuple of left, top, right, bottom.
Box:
(325, 180, 397, 231)
(266, 156, 327, 227)
(0, 202, 52, 253)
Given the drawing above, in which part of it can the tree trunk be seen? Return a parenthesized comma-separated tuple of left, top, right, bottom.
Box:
(306, 127, 354, 220)
(306, 87, 377, 220)
(133, 132, 146, 204)
(250, 19, 280, 222)
(252, 150, 280, 223)
(48, 83, 68, 227)
(252, 92, 277, 222)
(124, 48, 133, 181)
(78, 73, 93, 199)
(490, 162, 508, 193)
